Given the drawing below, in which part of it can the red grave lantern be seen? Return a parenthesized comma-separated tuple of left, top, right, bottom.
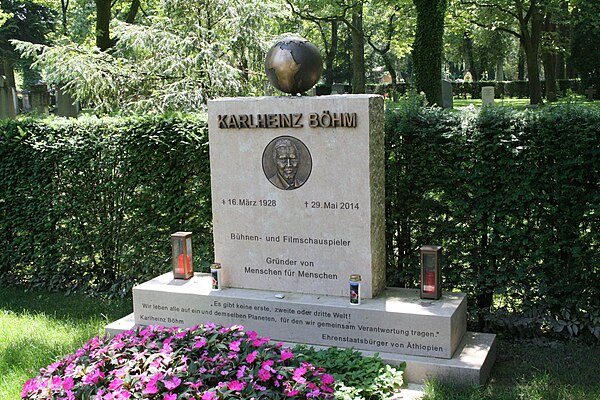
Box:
(171, 232, 194, 279)
(420, 245, 442, 300)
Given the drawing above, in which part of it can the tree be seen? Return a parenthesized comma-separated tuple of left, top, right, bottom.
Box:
(285, 0, 367, 93)
(14, 0, 280, 113)
(458, 0, 549, 105)
(0, 0, 55, 87)
(365, 0, 413, 95)
(412, 0, 447, 105)
(571, 0, 600, 91)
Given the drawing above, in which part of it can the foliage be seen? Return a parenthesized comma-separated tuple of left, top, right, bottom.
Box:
(385, 97, 600, 338)
(1, 102, 599, 339)
(0, 114, 212, 298)
(21, 323, 335, 399)
(570, 0, 600, 92)
(294, 346, 404, 400)
(412, 0, 447, 105)
(13, 0, 281, 114)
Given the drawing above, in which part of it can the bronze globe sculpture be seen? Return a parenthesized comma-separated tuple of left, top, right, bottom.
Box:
(265, 36, 323, 95)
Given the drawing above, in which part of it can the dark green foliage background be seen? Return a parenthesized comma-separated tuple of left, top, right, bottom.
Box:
(0, 105, 598, 337)
(0, 115, 212, 297)
(385, 100, 599, 337)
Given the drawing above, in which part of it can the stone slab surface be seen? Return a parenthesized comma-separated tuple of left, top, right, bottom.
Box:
(208, 95, 385, 298)
(105, 315, 494, 385)
(131, 273, 466, 359)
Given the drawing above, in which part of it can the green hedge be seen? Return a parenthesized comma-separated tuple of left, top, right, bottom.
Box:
(385, 99, 599, 337)
(0, 115, 211, 297)
(1, 105, 598, 338)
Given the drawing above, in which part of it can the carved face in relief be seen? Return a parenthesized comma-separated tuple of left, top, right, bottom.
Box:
(273, 139, 300, 185)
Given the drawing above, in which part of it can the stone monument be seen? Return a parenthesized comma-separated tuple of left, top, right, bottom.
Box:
(0, 76, 17, 118)
(482, 86, 495, 106)
(107, 36, 496, 385)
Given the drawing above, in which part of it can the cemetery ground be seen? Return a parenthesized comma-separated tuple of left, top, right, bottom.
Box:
(2, 286, 600, 400)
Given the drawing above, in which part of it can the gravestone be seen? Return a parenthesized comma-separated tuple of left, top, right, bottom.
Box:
(0, 76, 17, 118)
(209, 95, 385, 299)
(30, 82, 50, 115)
(106, 38, 496, 385)
(107, 92, 497, 385)
(55, 86, 79, 118)
(332, 83, 345, 94)
(441, 79, 453, 109)
(481, 86, 495, 106)
(21, 90, 31, 112)
(585, 87, 596, 101)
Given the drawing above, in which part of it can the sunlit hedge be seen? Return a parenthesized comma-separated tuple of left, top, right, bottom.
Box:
(0, 114, 211, 297)
(385, 99, 599, 338)
(1, 103, 598, 338)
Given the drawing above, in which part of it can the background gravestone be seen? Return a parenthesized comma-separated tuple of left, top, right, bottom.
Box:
(482, 86, 495, 106)
(0, 76, 17, 118)
(440, 79, 453, 109)
(56, 86, 80, 118)
(30, 82, 51, 115)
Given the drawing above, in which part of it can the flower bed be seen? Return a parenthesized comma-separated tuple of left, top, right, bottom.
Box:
(22, 324, 335, 399)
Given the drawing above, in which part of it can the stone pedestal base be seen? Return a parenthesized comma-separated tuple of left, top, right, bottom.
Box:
(106, 273, 496, 384)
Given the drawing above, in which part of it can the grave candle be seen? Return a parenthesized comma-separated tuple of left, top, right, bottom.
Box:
(172, 232, 194, 280)
(420, 245, 442, 300)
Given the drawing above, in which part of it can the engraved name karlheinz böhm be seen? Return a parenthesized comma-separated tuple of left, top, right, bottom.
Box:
(217, 111, 358, 129)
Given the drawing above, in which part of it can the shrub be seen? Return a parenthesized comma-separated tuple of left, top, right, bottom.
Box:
(21, 324, 335, 399)
(0, 114, 211, 297)
(294, 346, 404, 400)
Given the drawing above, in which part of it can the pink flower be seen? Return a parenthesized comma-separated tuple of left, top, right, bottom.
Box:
(193, 338, 207, 349)
(142, 382, 158, 395)
(163, 393, 177, 400)
(227, 380, 245, 391)
(50, 376, 62, 390)
(321, 373, 334, 385)
(229, 339, 242, 352)
(202, 391, 218, 400)
(252, 337, 269, 347)
(246, 351, 258, 363)
(293, 367, 307, 384)
(280, 349, 294, 361)
(286, 389, 300, 397)
(62, 376, 75, 391)
(114, 390, 133, 400)
(163, 376, 182, 390)
(109, 378, 124, 391)
(258, 368, 272, 381)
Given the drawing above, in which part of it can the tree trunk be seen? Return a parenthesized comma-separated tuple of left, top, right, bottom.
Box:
(61, 0, 69, 35)
(496, 57, 504, 81)
(543, 15, 557, 102)
(351, 12, 365, 93)
(96, 0, 113, 51)
(413, 0, 447, 105)
(519, 3, 544, 105)
(518, 47, 525, 80)
(324, 20, 338, 85)
(464, 34, 478, 81)
(125, 0, 141, 24)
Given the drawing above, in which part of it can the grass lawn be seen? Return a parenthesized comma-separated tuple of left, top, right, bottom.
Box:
(452, 98, 531, 109)
(2, 286, 600, 400)
(0, 286, 132, 399)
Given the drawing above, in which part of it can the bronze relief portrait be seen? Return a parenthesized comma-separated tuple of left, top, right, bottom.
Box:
(262, 136, 312, 190)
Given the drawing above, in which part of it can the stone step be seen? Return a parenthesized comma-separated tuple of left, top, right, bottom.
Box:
(132, 273, 467, 359)
(105, 314, 495, 385)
